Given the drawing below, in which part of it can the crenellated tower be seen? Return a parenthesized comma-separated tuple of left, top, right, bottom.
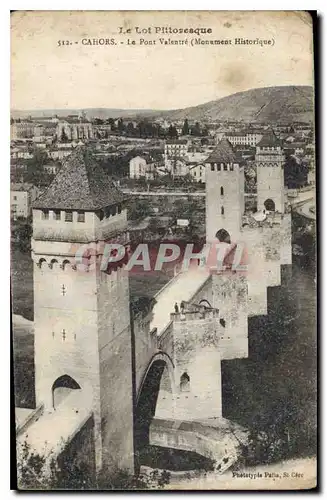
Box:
(205, 139, 245, 243)
(255, 129, 285, 213)
(31, 148, 134, 474)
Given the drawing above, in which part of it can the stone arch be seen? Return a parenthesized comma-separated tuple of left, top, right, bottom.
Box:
(215, 228, 231, 244)
(136, 352, 175, 405)
(264, 199, 275, 212)
(52, 374, 81, 409)
(135, 352, 175, 469)
(62, 259, 72, 270)
(199, 299, 213, 309)
(49, 258, 59, 270)
(37, 258, 47, 269)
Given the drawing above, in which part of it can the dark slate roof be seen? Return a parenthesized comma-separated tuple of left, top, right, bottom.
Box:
(206, 139, 239, 163)
(257, 129, 281, 147)
(33, 147, 127, 210)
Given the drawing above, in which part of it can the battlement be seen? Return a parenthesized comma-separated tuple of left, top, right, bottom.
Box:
(170, 307, 219, 323)
(32, 207, 128, 244)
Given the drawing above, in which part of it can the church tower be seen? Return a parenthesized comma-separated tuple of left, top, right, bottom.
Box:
(31, 148, 134, 474)
(255, 129, 285, 213)
(205, 139, 245, 243)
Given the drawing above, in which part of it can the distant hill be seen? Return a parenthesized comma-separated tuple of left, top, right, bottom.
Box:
(11, 85, 314, 123)
(163, 86, 314, 123)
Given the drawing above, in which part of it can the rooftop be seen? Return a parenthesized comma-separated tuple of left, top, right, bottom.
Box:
(33, 147, 128, 211)
(257, 129, 281, 148)
(205, 139, 240, 164)
(166, 140, 188, 145)
(11, 182, 36, 192)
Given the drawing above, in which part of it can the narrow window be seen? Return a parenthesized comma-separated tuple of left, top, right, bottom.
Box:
(65, 211, 73, 222)
(211, 164, 214, 171)
(111, 206, 117, 216)
(230, 164, 234, 171)
(77, 211, 85, 223)
(220, 186, 224, 196)
(224, 164, 228, 171)
(117, 204, 122, 214)
(42, 210, 49, 220)
(221, 206, 225, 215)
(53, 210, 61, 221)
(180, 372, 190, 392)
(217, 164, 221, 171)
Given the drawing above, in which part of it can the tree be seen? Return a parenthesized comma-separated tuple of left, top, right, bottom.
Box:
(11, 218, 33, 251)
(24, 149, 51, 187)
(284, 155, 309, 189)
(128, 199, 152, 221)
(182, 119, 189, 136)
(17, 440, 170, 491)
(60, 128, 69, 143)
(127, 122, 135, 136)
(167, 125, 178, 139)
(107, 118, 116, 131)
(191, 122, 201, 136)
(117, 118, 125, 134)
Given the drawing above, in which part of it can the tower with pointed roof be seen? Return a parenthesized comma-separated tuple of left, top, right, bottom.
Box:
(255, 129, 285, 213)
(205, 138, 245, 243)
(32, 147, 134, 474)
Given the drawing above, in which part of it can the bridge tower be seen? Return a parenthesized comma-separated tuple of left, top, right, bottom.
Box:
(31, 148, 134, 474)
(255, 129, 285, 213)
(205, 139, 248, 363)
(205, 139, 245, 243)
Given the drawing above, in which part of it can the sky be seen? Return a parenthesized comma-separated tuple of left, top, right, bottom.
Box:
(11, 10, 314, 111)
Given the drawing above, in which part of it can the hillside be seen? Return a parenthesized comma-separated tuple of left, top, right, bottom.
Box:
(164, 86, 314, 123)
(11, 85, 314, 123)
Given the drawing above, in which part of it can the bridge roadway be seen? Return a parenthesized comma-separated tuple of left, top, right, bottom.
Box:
(287, 187, 315, 206)
(17, 389, 92, 459)
(121, 189, 255, 198)
(150, 266, 210, 337)
(295, 199, 316, 220)
(122, 187, 315, 203)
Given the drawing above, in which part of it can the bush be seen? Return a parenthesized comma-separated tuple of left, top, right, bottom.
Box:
(17, 441, 171, 491)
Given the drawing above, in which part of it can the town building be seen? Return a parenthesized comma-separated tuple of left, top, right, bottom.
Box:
(129, 156, 147, 179)
(43, 163, 62, 176)
(56, 112, 95, 141)
(10, 147, 34, 160)
(189, 163, 206, 183)
(225, 131, 263, 147)
(164, 139, 189, 168)
(11, 182, 39, 219)
(11, 121, 35, 140)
